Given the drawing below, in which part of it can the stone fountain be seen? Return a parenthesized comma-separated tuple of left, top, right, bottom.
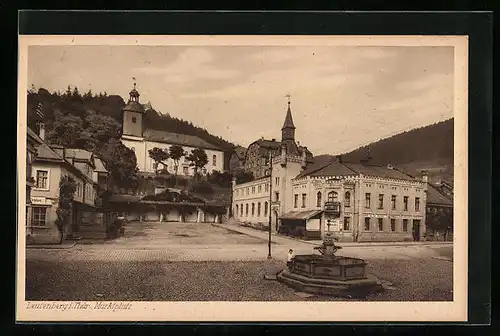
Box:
(276, 232, 383, 298)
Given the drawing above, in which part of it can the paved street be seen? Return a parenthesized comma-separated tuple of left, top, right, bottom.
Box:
(25, 221, 453, 302)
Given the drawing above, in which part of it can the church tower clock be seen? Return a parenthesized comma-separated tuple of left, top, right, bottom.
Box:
(122, 81, 145, 138)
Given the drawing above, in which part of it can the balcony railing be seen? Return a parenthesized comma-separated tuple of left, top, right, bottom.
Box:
(324, 201, 341, 213)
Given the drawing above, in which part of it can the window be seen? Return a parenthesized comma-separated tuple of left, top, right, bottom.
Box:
(301, 194, 307, 208)
(316, 192, 322, 207)
(235, 205, 239, 217)
(252, 186, 255, 194)
(202, 168, 207, 175)
(245, 204, 249, 216)
(403, 196, 409, 211)
(264, 202, 268, 216)
(183, 166, 189, 175)
(265, 184, 269, 192)
(378, 218, 384, 231)
(32, 206, 47, 227)
(36, 170, 48, 189)
(251, 203, 255, 216)
(294, 194, 299, 208)
(365, 193, 371, 208)
(378, 194, 384, 209)
(257, 203, 261, 216)
(391, 195, 397, 210)
(132, 117, 137, 123)
(415, 197, 420, 212)
(240, 205, 243, 217)
(212, 155, 217, 166)
(364, 217, 371, 231)
(275, 177, 280, 186)
(258, 185, 261, 193)
(343, 217, 350, 231)
(328, 191, 338, 203)
(275, 192, 280, 201)
(391, 218, 396, 232)
(403, 219, 408, 231)
(344, 191, 351, 207)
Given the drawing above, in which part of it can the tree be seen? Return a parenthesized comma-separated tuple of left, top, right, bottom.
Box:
(80, 110, 121, 152)
(100, 139, 139, 190)
(148, 147, 170, 175)
(169, 145, 185, 176)
(186, 148, 208, 178)
(235, 169, 255, 184)
(46, 110, 84, 146)
(55, 175, 77, 244)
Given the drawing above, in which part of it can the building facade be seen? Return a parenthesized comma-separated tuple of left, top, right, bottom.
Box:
(425, 182, 453, 241)
(120, 84, 225, 177)
(26, 128, 43, 233)
(231, 101, 428, 243)
(229, 146, 246, 176)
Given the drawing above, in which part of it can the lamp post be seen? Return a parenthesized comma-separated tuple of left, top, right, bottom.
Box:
(267, 150, 273, 260)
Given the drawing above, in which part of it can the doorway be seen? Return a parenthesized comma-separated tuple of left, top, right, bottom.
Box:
(412, 219, 421, 241)
(272, 210, 280, 232)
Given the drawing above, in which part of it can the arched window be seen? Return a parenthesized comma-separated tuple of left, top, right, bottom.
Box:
(257, 202, 261, 216)
(245, 204, 249, 216)
(212, 155, 217, 166)
(235, 204, 239, 217)
(316, 191, 322, 207)
(264, 201, 268, 216)
(251, 203, 255, 216)
(240, 204, 243, 216)
(344, 191, 351, 207)
(328, 191, 338, 202)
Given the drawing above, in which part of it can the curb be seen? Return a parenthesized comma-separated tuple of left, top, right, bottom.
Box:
(213, 224, 279, 244)
(431, 256, 453, 262)
(27, 241, 76, 250)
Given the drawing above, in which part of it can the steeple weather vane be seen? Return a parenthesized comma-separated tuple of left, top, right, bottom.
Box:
(132, 77, 137, 90)
(285, 93, 291, 106)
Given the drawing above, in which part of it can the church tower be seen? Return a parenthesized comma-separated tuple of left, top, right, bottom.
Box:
(122, 81, 145, 138)
(280, 95, 299, 156)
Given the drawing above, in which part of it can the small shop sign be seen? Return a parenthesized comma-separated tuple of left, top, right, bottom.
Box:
(30, 196, 51, 205)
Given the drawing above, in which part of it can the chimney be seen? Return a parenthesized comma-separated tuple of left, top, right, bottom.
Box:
(387, 163, 393, 170)
(37, 122, 45, 141)
(336, 155, 343, 164)
(421, 170, 429, 183)
(301, 149, 307, 168)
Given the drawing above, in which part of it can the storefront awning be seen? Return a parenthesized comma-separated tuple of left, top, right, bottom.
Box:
(280, 210, 322, 220)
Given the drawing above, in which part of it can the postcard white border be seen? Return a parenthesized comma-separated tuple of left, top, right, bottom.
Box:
(17, 35, 468, 322)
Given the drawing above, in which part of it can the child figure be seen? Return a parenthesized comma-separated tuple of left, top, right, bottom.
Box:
(287, 249, 295, 270)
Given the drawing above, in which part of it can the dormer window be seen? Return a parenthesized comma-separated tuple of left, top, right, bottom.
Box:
(132, 117, 137, 123)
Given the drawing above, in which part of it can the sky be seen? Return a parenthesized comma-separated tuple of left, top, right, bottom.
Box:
(27, 44, 454, 155)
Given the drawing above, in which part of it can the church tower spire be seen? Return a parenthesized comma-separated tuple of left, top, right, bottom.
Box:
(281, 94, 296, 141)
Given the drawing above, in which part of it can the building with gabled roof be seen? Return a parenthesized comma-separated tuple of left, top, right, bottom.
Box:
(120, 83, 225, 177)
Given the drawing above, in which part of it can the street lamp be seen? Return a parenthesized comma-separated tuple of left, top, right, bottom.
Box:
(327, 219, 332, 232)
(267, 150, 273, 260)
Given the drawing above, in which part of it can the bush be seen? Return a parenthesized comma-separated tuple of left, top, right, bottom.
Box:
(189, 181, 214, 195)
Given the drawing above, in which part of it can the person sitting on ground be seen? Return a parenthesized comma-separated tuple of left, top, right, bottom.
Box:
(287, 249, 295, 270)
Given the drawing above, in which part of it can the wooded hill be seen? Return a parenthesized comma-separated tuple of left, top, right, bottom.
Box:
(340, 118, 454, 181)
(27, 86, 236, 153)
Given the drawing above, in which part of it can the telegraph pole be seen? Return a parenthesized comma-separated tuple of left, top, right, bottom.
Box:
(267, 150, 273, 260)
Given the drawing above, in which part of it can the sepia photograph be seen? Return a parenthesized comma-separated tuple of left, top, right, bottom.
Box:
(17, 35, 468, 322)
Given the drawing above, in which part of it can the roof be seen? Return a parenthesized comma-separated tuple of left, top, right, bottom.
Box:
(295, 160, 417, 181)
(281, 104, 296, 130)
(281, 210, 322, 220)
(427, 183, 453, 206)
(94, 157, 108, 173)
(108, 194, 142, 203)
(33, 142, 65, 162)
(123, 100, 145, 114)
(27, 127, 43, 145)
(143, 129, 222, 151)
(64, 148, 93, 162)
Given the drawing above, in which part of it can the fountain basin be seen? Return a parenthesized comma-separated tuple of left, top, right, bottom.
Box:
(277, 254, 383, 298)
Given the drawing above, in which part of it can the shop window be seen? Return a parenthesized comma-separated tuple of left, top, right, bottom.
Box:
(32, 206, 47, 227)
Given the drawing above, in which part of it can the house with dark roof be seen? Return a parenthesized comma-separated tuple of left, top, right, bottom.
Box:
(120, 84, 225, 177)
(232, 150, 429, 242)
(243, 100, 313, 179)
(28, 127, 111, 243)
(425, 182, 453, 241)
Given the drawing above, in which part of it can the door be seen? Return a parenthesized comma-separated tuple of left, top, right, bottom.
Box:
(412, 219, 421, 241)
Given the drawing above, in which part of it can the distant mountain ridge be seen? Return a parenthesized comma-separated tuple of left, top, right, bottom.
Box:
(313, 119, 454, 182)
